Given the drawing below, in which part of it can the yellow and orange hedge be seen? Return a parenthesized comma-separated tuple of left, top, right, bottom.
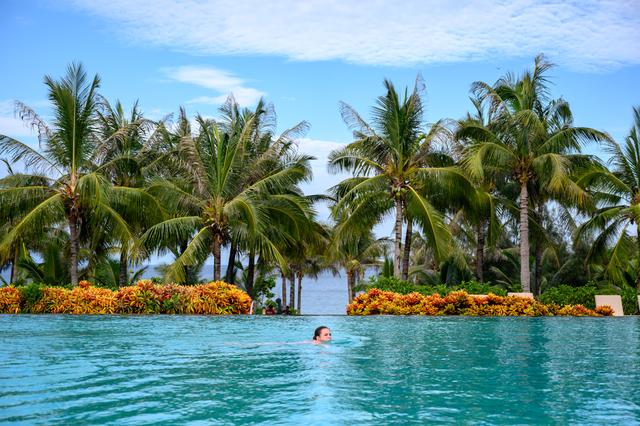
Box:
(0, 280, 252, 315)
(347, 289, 614, 316)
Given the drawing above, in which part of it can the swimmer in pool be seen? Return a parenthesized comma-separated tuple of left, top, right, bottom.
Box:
(312, 326, 332, 343)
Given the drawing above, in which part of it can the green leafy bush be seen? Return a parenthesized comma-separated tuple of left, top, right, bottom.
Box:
(540, 285, 598, 308)
(18, 283, 45, 311)
(540, 284, 638, 314)
(362, 276, 508, 297)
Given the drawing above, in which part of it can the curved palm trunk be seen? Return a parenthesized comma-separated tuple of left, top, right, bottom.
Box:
(476, 221, 485, 282)
(212, 234, 222, 281)
(401, 219, 413, 281)
(225, 239, 237, 284)
(281, 272, 287, 308)
(297, 271, 302, 315)
(119, 247, 128, 287)
(68, 213, 79, 286)
(10, 247, 19, 284)
(519, 184, 531, 292)
(246, 248, 256, 296)
(394, 198, 403, 278)
(289, 271, 296, 311)
(347, 269, 355, 303)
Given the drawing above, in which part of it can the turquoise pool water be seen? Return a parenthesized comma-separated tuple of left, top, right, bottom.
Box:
(1, 315, 639, 425)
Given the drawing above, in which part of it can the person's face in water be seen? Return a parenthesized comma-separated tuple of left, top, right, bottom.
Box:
(315, 327, 332, 342)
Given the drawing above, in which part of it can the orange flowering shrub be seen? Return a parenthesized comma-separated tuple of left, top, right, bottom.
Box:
(347, 289, 613, 317)
(594, 305, 615, 316)
(0, 287, 22, 314)
(0, 281, 252, 315)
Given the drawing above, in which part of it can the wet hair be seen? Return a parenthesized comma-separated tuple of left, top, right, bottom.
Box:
(313, 326, 329, 341)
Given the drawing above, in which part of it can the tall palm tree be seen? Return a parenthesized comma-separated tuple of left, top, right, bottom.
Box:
(454, 96, 504, 282)
(94, 99, 162, 286)
(219, 97, 315, 288)
(142, 102, 313, 282)
(329, 77, 470, 279)
(0, 63, 144, 285)
(458, 55, 609, 292)
(576, 106, 640, 289)
(328, 225, 385, 303)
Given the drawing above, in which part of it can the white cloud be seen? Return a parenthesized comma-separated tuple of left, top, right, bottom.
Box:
(164, 66, 265, 106)
(68, 0, 640, 70)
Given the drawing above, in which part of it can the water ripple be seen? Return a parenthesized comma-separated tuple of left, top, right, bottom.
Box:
(0, 315, 639, 425)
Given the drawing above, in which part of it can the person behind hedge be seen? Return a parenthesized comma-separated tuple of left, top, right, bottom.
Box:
(275, 298, 283, 314)
(263, 305, 276, 315)
(312, 326, 332, 343)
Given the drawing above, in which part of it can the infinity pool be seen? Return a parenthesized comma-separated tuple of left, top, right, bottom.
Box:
(1, 315, 639, 425)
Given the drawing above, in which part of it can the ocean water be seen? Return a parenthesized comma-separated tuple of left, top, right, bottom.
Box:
(0, 315, 639, 425)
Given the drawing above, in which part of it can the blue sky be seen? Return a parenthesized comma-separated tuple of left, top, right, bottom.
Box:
(2, 0, 640, 234)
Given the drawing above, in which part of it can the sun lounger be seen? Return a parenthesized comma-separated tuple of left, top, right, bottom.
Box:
(595, 295, 624, 316)
(507, 292, 534, 299)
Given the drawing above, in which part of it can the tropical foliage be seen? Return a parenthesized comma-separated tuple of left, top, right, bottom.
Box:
(0, 280, 252, 314)
(347, 288, 613, 316)
(1, 57, 638, 314)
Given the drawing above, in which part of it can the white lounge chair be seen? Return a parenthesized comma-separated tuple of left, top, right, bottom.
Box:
(507, 292, 534, 299)
(595, 295, 624, 316)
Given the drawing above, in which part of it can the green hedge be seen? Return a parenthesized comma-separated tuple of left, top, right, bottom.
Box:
(540, 284, 638, 314)
(361, 276, 509, 297)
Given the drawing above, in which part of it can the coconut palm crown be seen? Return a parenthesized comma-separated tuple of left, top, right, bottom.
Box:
(458, 55, 611, 292)
(0, 63, 153, 285)
(329, 77, 472, 279)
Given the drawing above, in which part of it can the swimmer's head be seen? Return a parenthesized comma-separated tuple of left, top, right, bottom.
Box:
(313, 326, 332, 342)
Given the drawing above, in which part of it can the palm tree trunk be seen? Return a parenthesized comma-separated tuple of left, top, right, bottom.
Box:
(534, 241, 543, 296)
(476, 221, 485, 282)
(281, 271, 287, 308)
(519, 183, 531, 292)
(289, 271, 296, 311)
(401, 219, 413, 281)
(178, 241, 193, 284)
(10, 247, 18, 284)
(297, 271, 302, 315)
(533, 203, 544, 295)
(119, 247, 128, 287)
(225, 239, 237, 284)
(246, 248, 256, 297)
(394, 198, 403, 278)
(212, 234, 222, 281)
(347, 269, 354, 303)
(68, 213, 79, 286)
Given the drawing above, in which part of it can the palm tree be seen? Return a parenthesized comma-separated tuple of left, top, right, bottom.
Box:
(458, 55, 610, 292)
(329, 77, 470, 279)
(218, 98, 315, 288)
(576, 107, 640, 289)
(94, 99, 162, 286)
(328, 225, 385, 303)
(142, 100, 313, 282)
(281, 221, 328, 313)
(0, 63, 144, 285)
(454, 96, 504, 282)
